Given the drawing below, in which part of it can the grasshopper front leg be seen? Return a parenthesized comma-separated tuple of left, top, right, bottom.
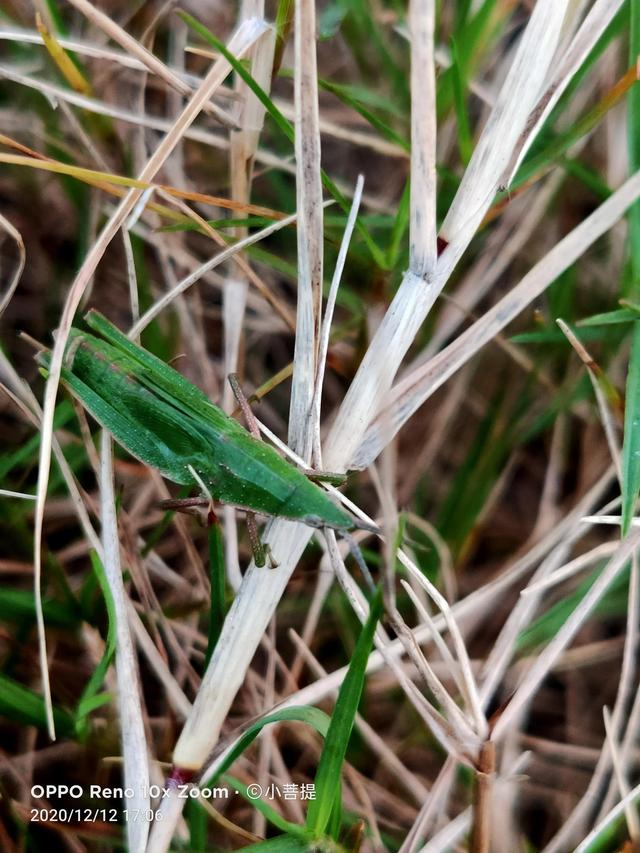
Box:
(245, 513, 278, 568)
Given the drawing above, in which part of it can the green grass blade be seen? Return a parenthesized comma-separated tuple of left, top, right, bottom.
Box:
(510, 327, 603, 344)
(0, 587, 79, 627)
(75, 552, 117, 732)
(578, 307, 640, 326)
(224, 775, 312, 840)
(316, 77, 409, 151)
(186, 798, 208, 853)
(454, 0, 473, 32)
(273, 0, 294, 75)
(385, 179, 410, 269)
(621, 341, 640, 535)
(450, 38, 473, 165)
(437, 0, 501, 119)
(0, 673, 74, 735)
(305, 588, 382, 837)
(205, 706, 331, 786)
(511, 64, 635, 195)
(235, 836, 314, 853)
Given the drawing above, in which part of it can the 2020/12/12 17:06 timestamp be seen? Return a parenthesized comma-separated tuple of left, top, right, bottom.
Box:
(30, 807, 161, 823)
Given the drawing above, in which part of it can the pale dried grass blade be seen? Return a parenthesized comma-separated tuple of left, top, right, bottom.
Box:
(399, 550, 487, 737)
(574, 781, 640, 853)
(171, 522, 314, 772)
(492, 529, 640, 743)
(417, 808, 472, 853)
(409, 0, 437, 275)
(223, 5, 274, 407)
(0, 489, 36, 500)
(399, 757, 456, 853)
(581, 514, 640, 526)
(0, 63, 290, 175)
(400, 579, 468, 698)
(0, 26, 203, 91)
(99, 433, 150, 852)
(288, 0, 323, 461)
(129, 205, 306, 337)
(127, 606, 192, 719)
(557, 317, 622, 481)
(322, 530, 470, 758)
(355, 170, 640, 469)
(65, 0, 237, 128)
(311, 174, 364, 466)
(520, 541, 618, 596)
(480, 539, 574, 709)
(603, 705, 640, 840)
(322, 0, 438, 469)
(0, 210, 25, 317)
(425, 177, 560, 359)
(547, 550, 640, 849)
(439, 0, 570, 253)
(276, 469, 614, 716)
(508, 0, 626, 181)
(221, 5, 273, 579)
(121, 228, 140, 335)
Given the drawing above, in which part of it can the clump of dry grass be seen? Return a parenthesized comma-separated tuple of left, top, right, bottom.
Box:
(0, 1, 639, 851)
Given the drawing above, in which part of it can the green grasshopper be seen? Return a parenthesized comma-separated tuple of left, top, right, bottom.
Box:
(38, 311, 359, 564)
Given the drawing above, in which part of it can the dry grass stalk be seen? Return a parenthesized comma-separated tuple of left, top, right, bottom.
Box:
(99, 434, 150, 851)
(287, 0, 323, 461)
(356, 171, 640, 469)
(0, 211, 25, 318)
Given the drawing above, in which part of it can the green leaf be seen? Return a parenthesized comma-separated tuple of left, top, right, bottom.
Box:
(236, 837, 316, 853)
(316, 77, 409, 151)
(621, 322, 640, 534)
(75, 691, 113, 718)
(0, 673, 74, 735)
(305, 588, 382, 837)
(186, 797, 208, 853)
(450, 38, 473, 165)
(205, 706, 331, 786)
(319, 3, 349, 39)
(74, 551, 117, 733)
(578, 308, 640, 327)
(224, 775, 312, 840)
(0, 587, 79, 627)
(510, 328, 603, 344)
(385, 179, 410, 269)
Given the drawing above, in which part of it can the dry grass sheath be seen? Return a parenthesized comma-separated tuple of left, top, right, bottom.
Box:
(1, 1, 640, 852)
